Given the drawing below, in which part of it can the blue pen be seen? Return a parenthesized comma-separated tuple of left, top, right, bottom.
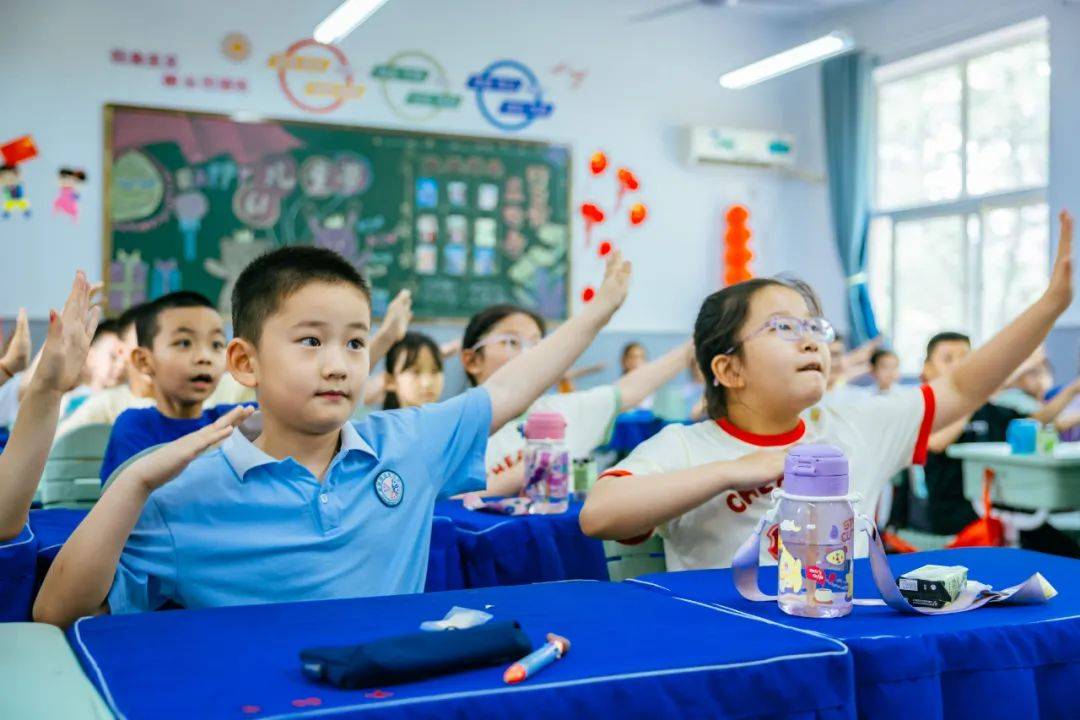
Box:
(503, 633, 570, 684)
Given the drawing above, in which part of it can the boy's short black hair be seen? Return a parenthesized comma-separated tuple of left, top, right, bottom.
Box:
(136, 291, 216, 348)
(91, 318, 121, 345)
(232, 246, 372, 344)
(925, 331, 971, 361)
(869, 348, 897, 368)
(116, 303, 149, 341)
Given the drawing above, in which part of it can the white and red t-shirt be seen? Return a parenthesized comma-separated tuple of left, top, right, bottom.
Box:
(486, 385, 620, 479)
(602, 385, 935, 570)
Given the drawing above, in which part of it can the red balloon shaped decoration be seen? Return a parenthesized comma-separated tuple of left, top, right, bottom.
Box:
(582, 286, 596, 303)
(629, 203, 647, 225)
(580, 202, 605, 223)
(598, 240, 612, 257)
(616, 168, 639, 191)
(590, 151, 608, 175)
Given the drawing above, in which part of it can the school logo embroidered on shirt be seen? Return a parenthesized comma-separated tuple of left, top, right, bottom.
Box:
(374, 470, 404, 507)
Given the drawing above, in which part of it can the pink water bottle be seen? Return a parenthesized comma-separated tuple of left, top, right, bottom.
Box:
(523, 412, 569, 514)
(776, 444, 855, 618)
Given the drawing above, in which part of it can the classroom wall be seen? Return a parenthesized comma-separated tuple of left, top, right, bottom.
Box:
(0, 0, 844, 352)
(802, 0, 1080, 379)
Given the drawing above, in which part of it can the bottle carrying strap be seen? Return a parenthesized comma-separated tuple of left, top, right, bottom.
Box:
(731, 506, 1056, 615)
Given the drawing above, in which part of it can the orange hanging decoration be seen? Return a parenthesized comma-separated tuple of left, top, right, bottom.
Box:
(582, 286, 596, 303)
(598, 240, 612, 257)
(615, 167, 639, 208)
(723, 204, 753, 286)
(590, 151, 608, 175)
(629, 202, 647, 225)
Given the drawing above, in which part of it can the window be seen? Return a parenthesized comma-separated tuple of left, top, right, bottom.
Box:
(869, 18, 1049, 373)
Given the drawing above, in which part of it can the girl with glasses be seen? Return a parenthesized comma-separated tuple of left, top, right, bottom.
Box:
(581, 211, 1075, 570)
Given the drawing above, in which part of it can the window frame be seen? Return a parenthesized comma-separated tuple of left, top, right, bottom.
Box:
(870, 18, 1049, 364)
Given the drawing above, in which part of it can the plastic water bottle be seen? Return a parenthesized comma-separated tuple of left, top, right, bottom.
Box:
(776, 444, 855, 619)
(523, 412, 569, 514)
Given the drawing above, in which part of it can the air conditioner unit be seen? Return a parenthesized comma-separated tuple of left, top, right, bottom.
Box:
(686, 126, 795, 168)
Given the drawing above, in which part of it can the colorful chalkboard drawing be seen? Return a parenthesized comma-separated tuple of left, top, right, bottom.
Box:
(533, 267, 566, 318)
(109, 250, 149, 311)
(537, 223, 567, 248)
(447, 181, 467, 207)
(415, 245, 437, 275)
(504, 176, 525, 204)
(233, 184, 283, 229)
(300, 155, 335, 198)
(174, 189, 209, 260)
(446, 215, 467, 245)
(473, 247, 497, 276)
(504, 229, 526, 259)
(416, 214, 438, 244)
(415, 177, 438, 208)
(307, 208, 368, 271)
(111, 150, 164, 223)
(204, 229, 274, 316)
(150, 258, 183, 298)
(477, 183, 498, 211)
(474, 218, 497, 248)
(334, 153, 373, 197)
(443, 244, 466, 276)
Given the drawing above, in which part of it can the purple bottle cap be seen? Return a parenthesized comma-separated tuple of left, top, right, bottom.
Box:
(524, 412, 567, 440)
(784, 444, 849, 497)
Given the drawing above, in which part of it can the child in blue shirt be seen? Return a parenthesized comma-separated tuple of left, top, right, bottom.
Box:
(98, 291, 236, 483)
(35, 246, 633, 624)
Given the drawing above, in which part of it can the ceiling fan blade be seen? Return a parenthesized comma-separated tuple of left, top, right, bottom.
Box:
(627, 0, 703, 23)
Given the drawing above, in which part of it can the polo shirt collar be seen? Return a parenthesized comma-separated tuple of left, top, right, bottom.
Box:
(222, 411, 376, 481)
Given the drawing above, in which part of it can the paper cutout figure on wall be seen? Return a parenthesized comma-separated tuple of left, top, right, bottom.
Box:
(1, 165, 30, 220)
(52, 168, 86, 222)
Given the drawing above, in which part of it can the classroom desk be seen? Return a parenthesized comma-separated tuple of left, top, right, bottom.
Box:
(632, 548, 1080, 720)
(946, 442, 1080, 511)
(434, 499, 609, 588)
(66, 580, 855, 720)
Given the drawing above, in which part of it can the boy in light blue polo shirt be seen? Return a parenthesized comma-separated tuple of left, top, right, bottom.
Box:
(35, 246, 633, 624)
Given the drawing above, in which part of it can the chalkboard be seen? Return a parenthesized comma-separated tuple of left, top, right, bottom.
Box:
(103, 104, 571, 320)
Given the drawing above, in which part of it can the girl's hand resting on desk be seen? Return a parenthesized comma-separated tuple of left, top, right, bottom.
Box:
(121, 405, 255, 493)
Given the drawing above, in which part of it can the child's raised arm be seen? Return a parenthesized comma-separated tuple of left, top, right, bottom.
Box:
(930, 211, 1074, 431)
(617, 339, 694, 410)
(483, 252, 631, 432)
(34, 405, 253, 627)
(0, 273, 100, 540)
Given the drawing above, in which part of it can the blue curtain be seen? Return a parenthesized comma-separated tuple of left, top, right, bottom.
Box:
(822, 51, 879, 344)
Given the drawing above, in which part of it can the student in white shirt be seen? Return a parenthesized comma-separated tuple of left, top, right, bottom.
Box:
(580, 210, 1076, 570)
(459, 304, 693, 496)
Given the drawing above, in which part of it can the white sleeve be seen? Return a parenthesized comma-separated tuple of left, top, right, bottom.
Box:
(602, 423, 692, 478)
(533, 385, 620, 459)
(828, 384, 935, 476)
